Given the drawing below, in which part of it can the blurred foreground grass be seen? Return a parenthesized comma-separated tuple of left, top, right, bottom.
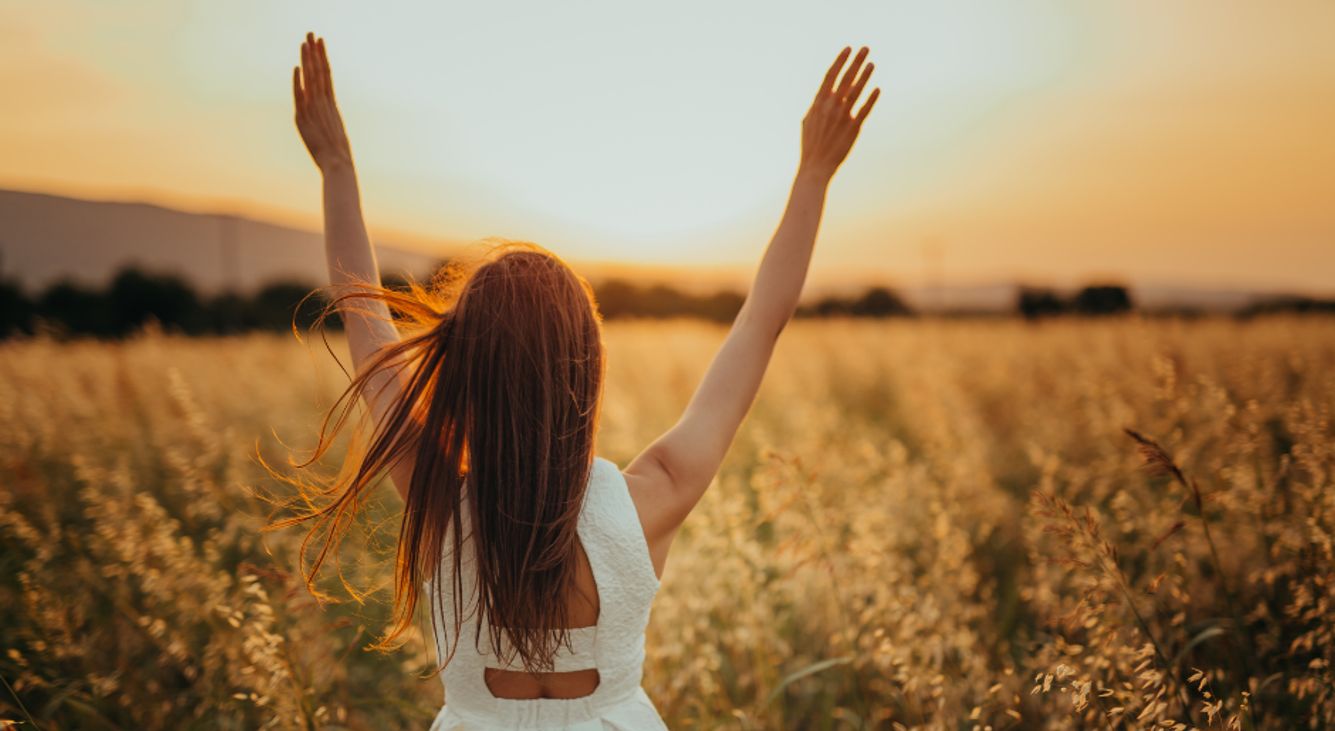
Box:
(1, 317, 1333, 729)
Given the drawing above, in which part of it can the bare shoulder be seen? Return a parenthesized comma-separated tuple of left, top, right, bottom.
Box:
(620, 453, 683, 580)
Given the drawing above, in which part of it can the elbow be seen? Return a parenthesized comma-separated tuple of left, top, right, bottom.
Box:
(737, 298, 797, 342)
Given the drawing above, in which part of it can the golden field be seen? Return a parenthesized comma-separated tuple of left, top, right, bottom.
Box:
(1, 317, 1333, 730)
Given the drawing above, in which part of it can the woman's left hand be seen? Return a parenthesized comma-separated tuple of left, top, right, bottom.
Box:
(293, 32, 353, 173)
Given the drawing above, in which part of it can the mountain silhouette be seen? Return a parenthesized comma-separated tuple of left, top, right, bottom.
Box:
(0, 189, 443, 293)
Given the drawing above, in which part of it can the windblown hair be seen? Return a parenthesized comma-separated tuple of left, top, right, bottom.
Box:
(270, 241, 605, 674)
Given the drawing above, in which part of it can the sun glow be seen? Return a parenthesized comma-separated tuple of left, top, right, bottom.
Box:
(2, 0, 1333, 291)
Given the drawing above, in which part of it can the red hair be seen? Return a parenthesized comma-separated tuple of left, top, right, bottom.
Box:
(272, 241, 605, 673)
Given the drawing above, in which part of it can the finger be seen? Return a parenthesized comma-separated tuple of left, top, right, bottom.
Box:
(304, 33, 322, 95)
(315, 36, 328, 96)
(292, 65, 304, 112)
(855, 87, 880, 125)
(836, 46, 869, 97)
(817, 46, 851, 100)
(317, 37, 335, 99)
(301, 38, 314, 95)
(844, 62, 874, 112)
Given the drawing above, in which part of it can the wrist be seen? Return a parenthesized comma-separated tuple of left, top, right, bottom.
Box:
(794, 164, 833, 190)
(319, 154, 355, 177)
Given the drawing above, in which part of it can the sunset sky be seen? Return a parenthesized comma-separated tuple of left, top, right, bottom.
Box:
(3, 0, 1333, 293)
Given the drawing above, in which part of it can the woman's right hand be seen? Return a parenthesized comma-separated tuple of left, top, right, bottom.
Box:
(293, 32, 354, 173)
(799, 46, 879, 180)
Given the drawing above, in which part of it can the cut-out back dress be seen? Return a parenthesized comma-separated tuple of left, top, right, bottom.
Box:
(429, 457, 667, 730)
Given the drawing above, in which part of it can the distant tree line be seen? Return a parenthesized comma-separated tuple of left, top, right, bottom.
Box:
(1236, 295, 1335, 318)
(595, 279, 746, 322)
(0, 268, 328, 339)
(796, 286, 913, 318)
(597, 279, 914, 322)
(1016, 284, 1335, 320)
(4, 267, 1330, 339)
(0, 267, 920, 339)
(1017, 285, 1135, 319)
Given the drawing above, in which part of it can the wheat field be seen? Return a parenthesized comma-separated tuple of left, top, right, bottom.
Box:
(1, 317, 1332, 730)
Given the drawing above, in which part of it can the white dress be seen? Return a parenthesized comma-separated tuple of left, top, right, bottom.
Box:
(428, 457, 668, 730)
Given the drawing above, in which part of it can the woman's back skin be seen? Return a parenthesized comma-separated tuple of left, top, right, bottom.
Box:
(484, 545, 601, 699)
(292, 33, 879, 703)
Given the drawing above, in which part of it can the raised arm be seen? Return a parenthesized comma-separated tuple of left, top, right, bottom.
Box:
(625, 47, 879, 573)
(293, 33, 412, 499)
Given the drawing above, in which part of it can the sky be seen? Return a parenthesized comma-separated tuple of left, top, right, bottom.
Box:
(3, 0, 1333, 293)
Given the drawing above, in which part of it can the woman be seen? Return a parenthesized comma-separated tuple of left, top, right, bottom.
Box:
(290, 32, 878, 730)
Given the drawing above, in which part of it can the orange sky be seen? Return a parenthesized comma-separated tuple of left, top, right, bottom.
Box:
(3, 0, 1333, 293)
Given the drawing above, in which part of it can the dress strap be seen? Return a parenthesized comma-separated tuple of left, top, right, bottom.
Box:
(579, 458, 661, 606)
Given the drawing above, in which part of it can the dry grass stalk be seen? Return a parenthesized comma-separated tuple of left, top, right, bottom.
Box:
(0, 317, 1331, 728)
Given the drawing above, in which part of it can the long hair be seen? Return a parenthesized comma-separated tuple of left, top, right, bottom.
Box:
(270, 241, 605, 673)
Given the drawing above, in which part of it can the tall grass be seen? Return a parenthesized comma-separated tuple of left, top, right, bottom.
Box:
(1, 316, 1332, 729)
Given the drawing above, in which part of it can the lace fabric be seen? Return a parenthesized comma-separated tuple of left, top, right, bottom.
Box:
(427, 457, 666, 730)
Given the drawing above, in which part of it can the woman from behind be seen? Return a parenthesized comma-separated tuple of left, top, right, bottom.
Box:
(287, 33, 878, 729)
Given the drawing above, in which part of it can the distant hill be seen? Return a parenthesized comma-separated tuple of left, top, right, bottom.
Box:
(0, 188, 1319, 313)
(0, 189, 444, 294)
